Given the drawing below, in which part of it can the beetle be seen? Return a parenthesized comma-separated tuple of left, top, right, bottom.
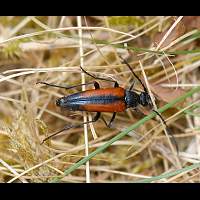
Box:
(37, 56, 178, 152)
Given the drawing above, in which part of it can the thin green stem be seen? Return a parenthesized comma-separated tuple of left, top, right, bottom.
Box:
(51, 86, 200, 183)
(135, 162, 200, 183)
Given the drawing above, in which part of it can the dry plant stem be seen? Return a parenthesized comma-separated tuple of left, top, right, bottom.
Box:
(154, 51, 178, 90)
(8, 152, 67, 183)
(157, 59, 200, 84)
(0, 159, 27, 183)
(155, 16, 184, 50)
(84, 16, 110, 66)
(77, 16, 90, 183)
(51, 87, 200, 183)
(88, 114, 98, 139)
(161, 29, 198, 52)
(139, 60, 181, 168)
(7, 17, 33, 38)
(161, 84, 200, 87)
(143, 21, 195, 63)
(83, 17, 98, 140)
(16, 20, 173, 55)
(155, 54, 171, 85)
(162, 51, 179, 91)
(0, 26, 137, 46)
(110, 17, 171, 44)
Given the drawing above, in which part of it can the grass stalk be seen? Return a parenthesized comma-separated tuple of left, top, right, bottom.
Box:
(135, 162, 200, 183)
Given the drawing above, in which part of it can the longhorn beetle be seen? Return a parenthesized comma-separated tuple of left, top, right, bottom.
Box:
(37, 56, 178, 153)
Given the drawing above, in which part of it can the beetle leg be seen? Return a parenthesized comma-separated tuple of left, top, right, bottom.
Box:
(108, 112, 116, 128)
(37, 81, 96, 90)
(93, 112, 101, 121)
(114, 82, 119, 87)
(101, 112, 116, 128)
(41, 112, 101, 144)
(94, 81, 100, 89)
(80, 66, 116, 84)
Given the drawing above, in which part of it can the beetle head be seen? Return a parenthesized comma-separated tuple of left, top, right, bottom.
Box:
(139, 92, 153, 108)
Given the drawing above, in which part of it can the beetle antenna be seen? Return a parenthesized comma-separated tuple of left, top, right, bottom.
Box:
(119, 55, 148, 93)
(152, 109, 179, 155)
(40, 128, 66, 144)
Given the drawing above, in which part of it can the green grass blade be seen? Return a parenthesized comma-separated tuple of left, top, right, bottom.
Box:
(51, 87, 200, 183)
(135, 162, 200, 183)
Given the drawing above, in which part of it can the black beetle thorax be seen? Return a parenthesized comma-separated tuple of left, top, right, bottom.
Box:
(125, 90, 140, 108)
